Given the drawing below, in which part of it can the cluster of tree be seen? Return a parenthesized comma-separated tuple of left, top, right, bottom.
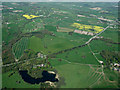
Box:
(48, 43, 87, 58)
(32, 30, 53, 38)
(44, 25, 57, 32)
(20, 49, 37, 60)
(100, 50, 120, 68)
(2, 46, 15, 65)
(24, 30, 54, 39)
(2, 31, 24, 65)
(93, 38, 120, 44)
(2, 64, 17, 73)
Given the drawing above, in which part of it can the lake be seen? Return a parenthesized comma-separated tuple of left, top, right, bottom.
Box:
(19, 70, 58, 84)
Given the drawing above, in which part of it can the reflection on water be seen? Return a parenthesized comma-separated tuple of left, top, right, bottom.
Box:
(19, 70, 58, 84)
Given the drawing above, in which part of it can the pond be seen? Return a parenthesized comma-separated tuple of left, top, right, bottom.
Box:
(19, 70, 58, 84)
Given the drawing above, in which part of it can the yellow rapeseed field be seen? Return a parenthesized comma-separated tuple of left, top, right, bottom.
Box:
(23, 15, 40, 19)
(72, 23, 104, 33)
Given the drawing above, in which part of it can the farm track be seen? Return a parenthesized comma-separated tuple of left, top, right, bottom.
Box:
(87, 41, 105, 87)
(2, 24, 115, 69)
(2, 57, 37, 67)
(52, 58, 101, 66)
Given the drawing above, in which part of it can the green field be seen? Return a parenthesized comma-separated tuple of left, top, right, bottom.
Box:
(92, 69, 119, 88)
(56, 45, 99, 65)
(2, 2, 119, 88)
(12, 37, 29, 59)
(28, 35, 80, 54)
(54, 64, 106, 88)
(55, 64, 91, 88)
(23, 20, 44, 33)
(50, 62, 119, 88)
(2, 71, 40, 88)
(100, 28, 119, 43)
(89, 40, 118, 52)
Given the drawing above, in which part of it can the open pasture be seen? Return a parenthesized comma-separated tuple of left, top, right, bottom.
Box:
(28, 35, 80, 55)
(56, 45, 99, 65)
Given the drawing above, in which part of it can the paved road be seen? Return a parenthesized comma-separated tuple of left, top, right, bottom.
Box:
(2, 25, 110, 67)
(85, 25, 110, 44)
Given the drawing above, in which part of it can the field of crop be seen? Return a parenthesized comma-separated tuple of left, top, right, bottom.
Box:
(12, 37, 29, 59)
(23, 15, 40, 19)
(72, 23, 104, 33)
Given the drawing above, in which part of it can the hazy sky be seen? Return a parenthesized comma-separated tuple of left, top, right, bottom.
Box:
(0, 0, 119, 2)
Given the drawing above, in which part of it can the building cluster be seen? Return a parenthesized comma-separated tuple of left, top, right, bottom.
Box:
(33, 64, 45, 68)
(109, 25, 118, 29)
(37, 53, 46, 59)
(99, 60, 104, 64)
(110, 63, 120, 72)
(74, 30, 94, 36)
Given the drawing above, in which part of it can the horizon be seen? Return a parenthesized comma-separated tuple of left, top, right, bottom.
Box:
(1, 0, 119, 2)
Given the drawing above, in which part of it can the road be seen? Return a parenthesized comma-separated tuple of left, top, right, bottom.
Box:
(2, 57, 38, 67)
(2, 25, 110, 67)
(85, 25, 110, 44)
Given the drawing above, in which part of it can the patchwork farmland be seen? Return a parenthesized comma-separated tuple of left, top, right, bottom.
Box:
(2, 2, 119, 88)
